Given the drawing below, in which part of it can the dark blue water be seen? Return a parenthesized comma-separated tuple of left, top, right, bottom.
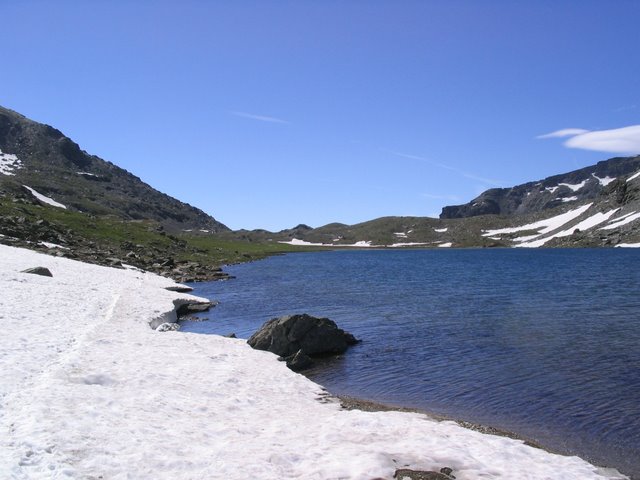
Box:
(183, 249, 640, 478)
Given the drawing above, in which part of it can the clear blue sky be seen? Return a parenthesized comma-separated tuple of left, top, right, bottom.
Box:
(1, 1, 639, 231)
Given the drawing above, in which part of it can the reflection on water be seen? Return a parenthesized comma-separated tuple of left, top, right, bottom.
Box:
(183, 249, 640, 478)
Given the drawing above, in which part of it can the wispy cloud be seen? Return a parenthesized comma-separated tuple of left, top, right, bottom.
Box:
(536, 128, 590, 139)
(384, 149, 503, 187)
(614, 104, 637, 112)
(230, 111, 290, 124)
(537, 125, 640, 154)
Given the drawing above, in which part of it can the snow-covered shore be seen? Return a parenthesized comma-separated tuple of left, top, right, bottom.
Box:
(0, 244, 628, 479)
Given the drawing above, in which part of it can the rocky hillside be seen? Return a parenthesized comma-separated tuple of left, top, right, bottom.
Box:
(0, 105, 228, 232)
(440, 156, 640, 219)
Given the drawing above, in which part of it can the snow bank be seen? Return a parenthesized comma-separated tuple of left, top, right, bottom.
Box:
(0, 245, 627, 479)
(601, 212, 640, 230)
(483, 204, 592, 238)
(22, 186, 67, 209)
(517, 209, 619, 248)
(0, 149, 22, 176)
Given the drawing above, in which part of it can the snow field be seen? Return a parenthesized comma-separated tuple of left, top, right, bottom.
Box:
(0, 245, 628, 479)
(22, 186, 67, 209)
(482, 204, 593, 238)
(0, 149, 22, 176)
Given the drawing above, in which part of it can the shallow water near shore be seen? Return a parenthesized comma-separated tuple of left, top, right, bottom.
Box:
(183, 249, 640, 478)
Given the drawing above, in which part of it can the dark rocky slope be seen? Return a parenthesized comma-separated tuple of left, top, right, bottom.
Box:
(0, 105, 228, 232)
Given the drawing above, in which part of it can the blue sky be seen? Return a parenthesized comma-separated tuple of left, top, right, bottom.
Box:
(1, 1, 639, 231)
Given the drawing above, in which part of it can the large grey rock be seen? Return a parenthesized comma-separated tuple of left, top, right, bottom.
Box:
(247, 313, 359, 358)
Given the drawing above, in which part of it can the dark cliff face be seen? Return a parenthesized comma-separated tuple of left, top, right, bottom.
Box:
(440, 156, 640, 219)
(0, 106, 229, 232)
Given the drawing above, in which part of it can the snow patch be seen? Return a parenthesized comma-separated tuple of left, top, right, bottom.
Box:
(279, 238, 327, 246)
(600, 212, 640, 230)
(517, 209, 619, 248)
(615, 242, 640, 248)
(39, 242, 69, 250)
(394, 232, 408, 238)
(434, 228, 448, 233)
(482, 204, 593, 237)
(388, 242, 430, 248)
(558, 180, 588, 192)
(23, 185, 67, 209)
(0, 148, 22, 176)
(545, 186, 559, 193)
(77, 171, 97, 177)
(438, 242, 452, 248)
(561, 196, 578, 202)
(627, 170, 640, 182)
(591, 173, 616, 186)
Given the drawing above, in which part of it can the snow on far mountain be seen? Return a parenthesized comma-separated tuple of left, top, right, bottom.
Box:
(601, 212, 640, 230)
(394, 232, 408, 238)
(77, 171, 97, 177)
(279, 238, 327, 246)
(482, 204, 593, 237)
(561, 196, 578, 202)
(0, 244, 626, 479)
(389, 242, 430, 247)
(627, 170, 640, 182)
(0, 148, 22, 176)
(591, 173, 616, 186)
(22, 185, 67, 209)
(558, 180, 588, 192)
(545, 186, 559, 193)
(516, 209, 619, 248)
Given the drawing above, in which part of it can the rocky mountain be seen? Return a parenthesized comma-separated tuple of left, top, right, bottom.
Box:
(440, 156, 640, 219)
(0, 105, 228, 232)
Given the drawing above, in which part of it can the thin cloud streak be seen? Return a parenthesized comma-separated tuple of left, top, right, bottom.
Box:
(384, 149, 503, 187)
(537, 128, 590, 139)
(230, 111, 290, 124)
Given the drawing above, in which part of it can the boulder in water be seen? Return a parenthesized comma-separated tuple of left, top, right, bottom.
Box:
(247, 313, 359, 362)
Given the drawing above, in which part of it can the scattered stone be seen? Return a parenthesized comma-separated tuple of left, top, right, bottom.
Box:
(176, 301, 218, 316)
(165, 284, 194, 293)
(439, 467, 455, 478)
(394, 469, 453, 480)
(247, 313, 359, 359)
(156, 322, 180, 332)
(21, 266, 53, 277)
